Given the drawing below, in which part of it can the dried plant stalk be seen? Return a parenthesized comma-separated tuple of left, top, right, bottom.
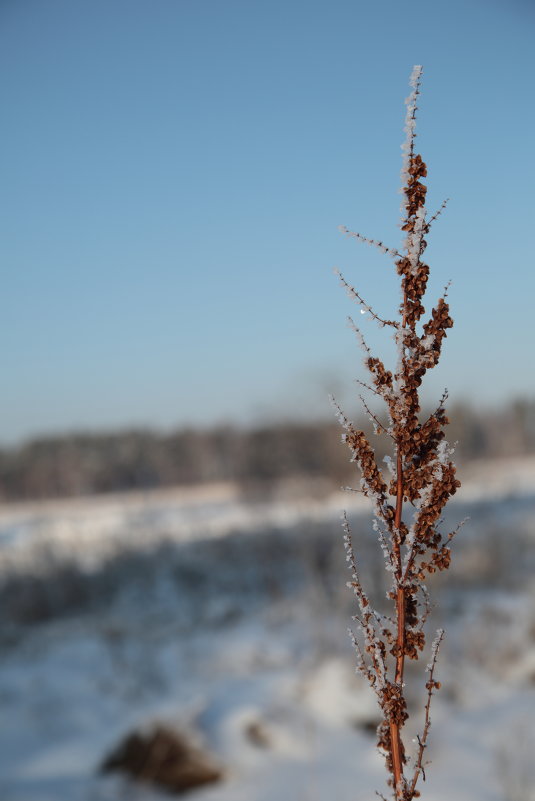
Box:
(332, 66, 461, 800)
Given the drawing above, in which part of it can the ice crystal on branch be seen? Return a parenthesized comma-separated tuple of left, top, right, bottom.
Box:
(332, 67, 460, 801)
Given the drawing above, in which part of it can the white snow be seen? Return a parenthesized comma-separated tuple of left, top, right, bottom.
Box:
(1, 457, 535, 800)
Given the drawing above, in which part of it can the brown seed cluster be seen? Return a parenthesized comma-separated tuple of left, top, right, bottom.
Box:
(334, 67, 459, 801)
(397, 156, 430, 328)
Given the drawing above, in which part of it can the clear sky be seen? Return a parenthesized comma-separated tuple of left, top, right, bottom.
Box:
(1, 0, 534, 444)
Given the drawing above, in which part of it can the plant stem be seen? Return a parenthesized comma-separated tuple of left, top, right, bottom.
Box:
(390, 449, 406, 796)
(335, 67, 459, 801)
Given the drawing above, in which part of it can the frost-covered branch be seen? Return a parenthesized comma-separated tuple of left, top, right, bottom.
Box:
(409, 630, 444, 797)
(334, 268, 399, 328)
(400, 65, 423, 194)
(333, 67, 460, 801)
(347, 315, 372, 356)
(339, 225, 401, 259)
(424, 198, 449, 232)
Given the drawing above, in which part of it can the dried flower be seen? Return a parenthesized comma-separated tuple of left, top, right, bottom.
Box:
(333, 67, 459, 801)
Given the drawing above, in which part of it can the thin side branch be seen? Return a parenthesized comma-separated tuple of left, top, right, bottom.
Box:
(424, 198, 449, 232)
(347, 315, 372, 355)
(358, 393, 392, 438)
(339, 225, 401, 259)
(356, 377, 383, 399)
(335, 268, 399, 328)
(409, 629, 445, 796)
(329, 394, 352, 431)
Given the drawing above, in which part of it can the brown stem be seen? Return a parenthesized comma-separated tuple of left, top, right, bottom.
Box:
(395, 450, 406, 685)
(389, 449, 406, 797)
(390, 293, 410, 797)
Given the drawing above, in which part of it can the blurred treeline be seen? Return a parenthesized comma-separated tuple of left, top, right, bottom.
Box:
(1, 399, 535, 502)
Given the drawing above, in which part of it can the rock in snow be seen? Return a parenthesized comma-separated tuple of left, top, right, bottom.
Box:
(101, 724, 224, 794)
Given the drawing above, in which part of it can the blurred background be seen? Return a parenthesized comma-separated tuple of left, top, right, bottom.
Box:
(1, 1, 534, 799)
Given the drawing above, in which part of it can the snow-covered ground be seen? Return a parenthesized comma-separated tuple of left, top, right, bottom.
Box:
(1, 457, 535, 801)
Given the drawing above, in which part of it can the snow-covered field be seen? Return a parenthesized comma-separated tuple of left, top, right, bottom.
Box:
(1, 457, 535, 801)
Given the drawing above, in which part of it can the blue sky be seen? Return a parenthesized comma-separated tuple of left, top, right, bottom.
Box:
(1, 0, 534, 443)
